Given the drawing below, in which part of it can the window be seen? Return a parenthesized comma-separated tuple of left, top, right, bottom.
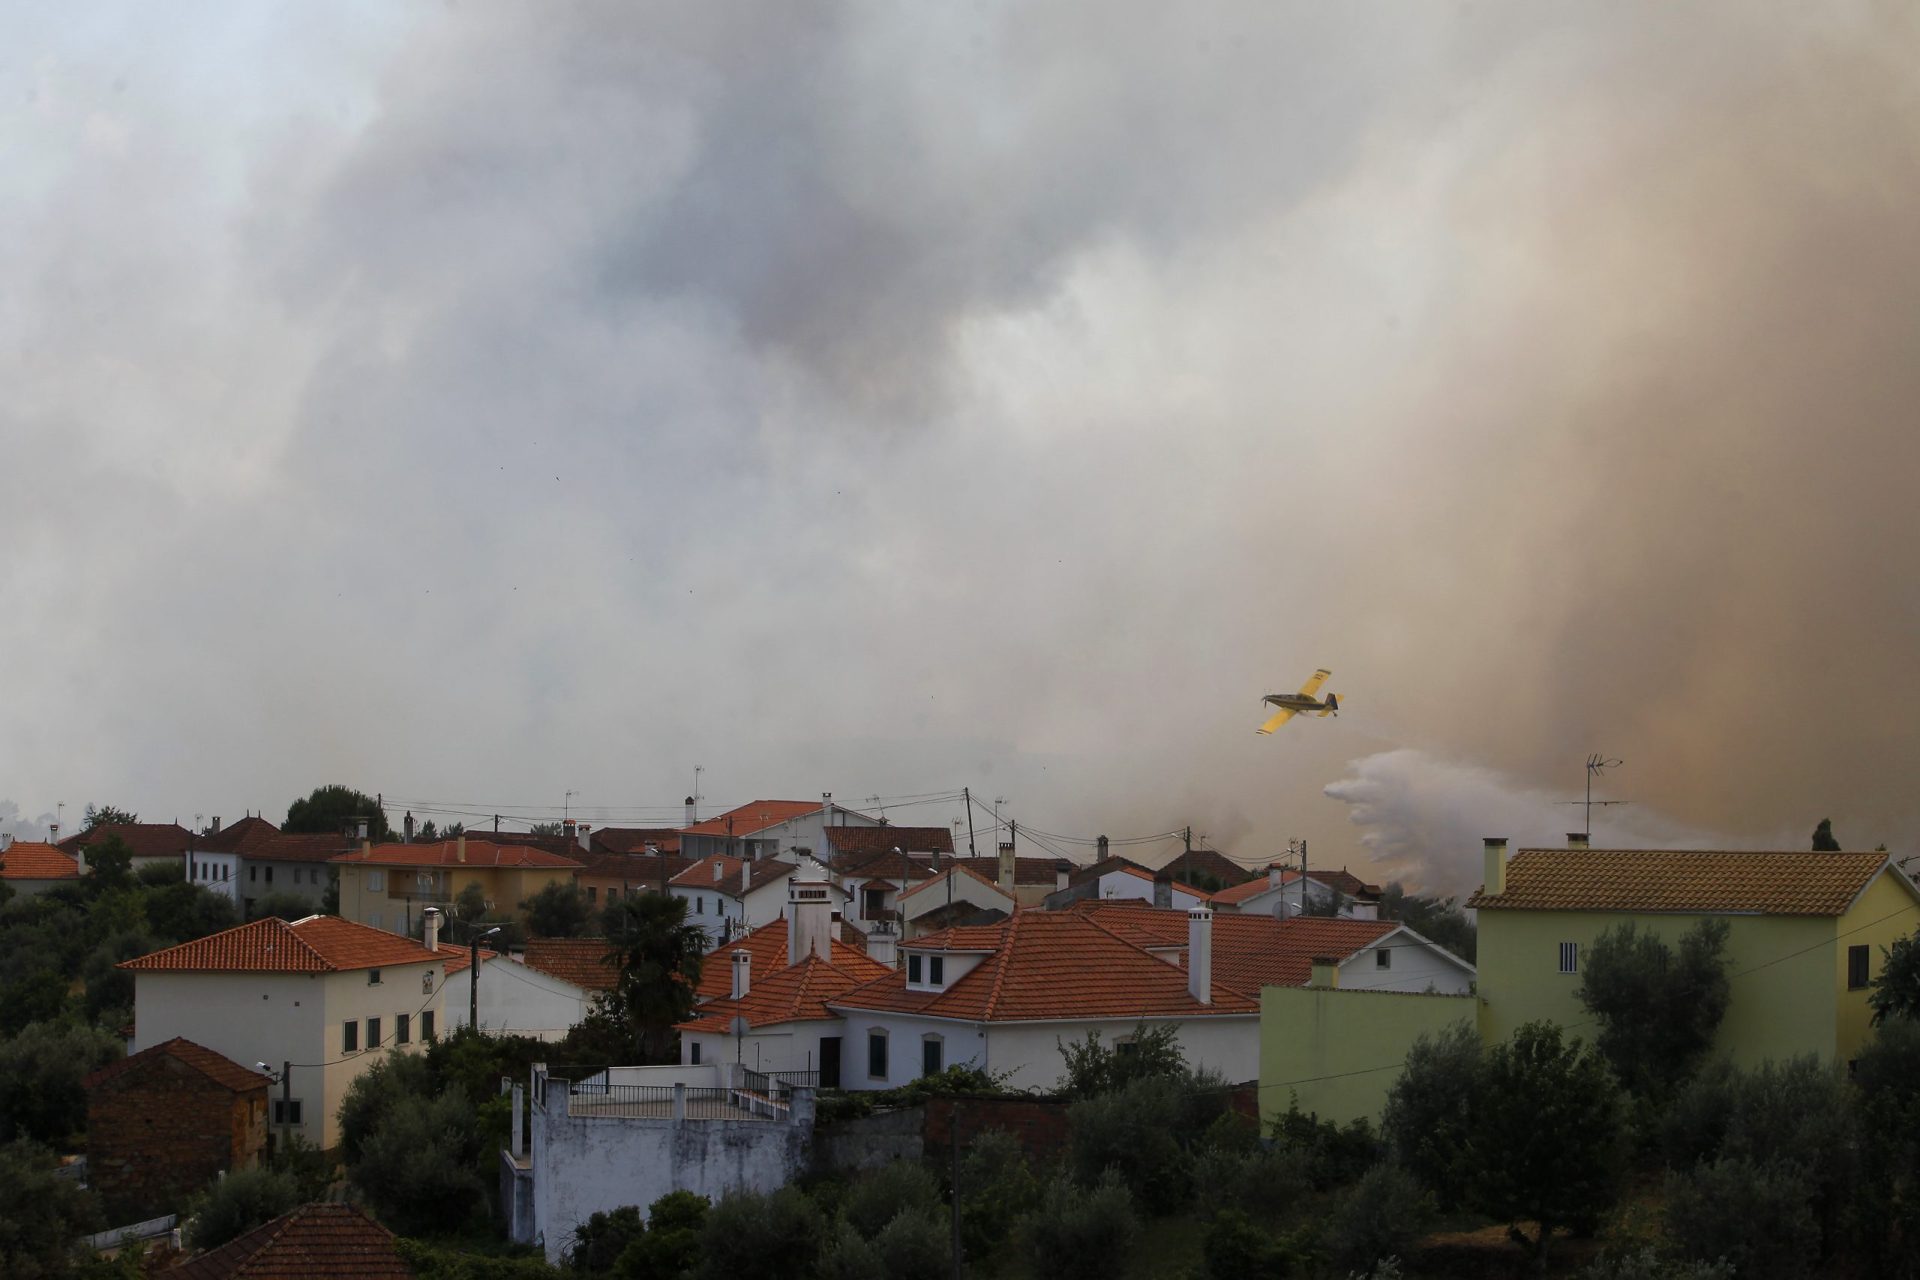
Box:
(272, 1099, 303, 1125)
(608, 888, 620, 902)
(922, 1036, 943, 1077)
(863, 887, 885, 916)
(1558, 942, 1580, 974)
(587, 887, 597, 903)
(250, 866, 258, 882)
(696, 896, 705, 915)
(396, 1013, 410, 1045)
(1849, 945, 1870, 990)
(367, 1016, 382, 1048)
(908, 954, 923, 983)
(368, 968, 383, 986)
(1375, 949, 1393, 970)
(868, 1031, 888, 1079)
(690, 1042, 702, 1065)
(264, 866, 273, 884)
(421, 1010, 436, 1042)
(928, 956, 944, 985)
(343, 1021, 359, 1053)
(368, 869, 385, 892)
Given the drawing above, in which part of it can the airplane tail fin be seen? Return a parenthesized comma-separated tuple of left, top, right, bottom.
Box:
(1320, 694, 1340, 717)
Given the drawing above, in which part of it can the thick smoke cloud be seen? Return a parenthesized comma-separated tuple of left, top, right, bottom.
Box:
(3, 3, 1918, 878)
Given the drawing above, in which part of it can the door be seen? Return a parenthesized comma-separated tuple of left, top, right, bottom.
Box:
(819, 1036, 841, 1089)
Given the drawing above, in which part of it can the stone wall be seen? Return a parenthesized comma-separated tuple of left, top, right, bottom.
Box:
(922, 1096, 1070, 1167)
(813, 1106, 923, 1174)
(88, 1059, 267, 1220)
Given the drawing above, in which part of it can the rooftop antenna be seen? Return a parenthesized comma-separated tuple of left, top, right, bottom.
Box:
(564, 790, 579, 822)
(1561, 754, 1628, 838)
(692, 766, 704, 823)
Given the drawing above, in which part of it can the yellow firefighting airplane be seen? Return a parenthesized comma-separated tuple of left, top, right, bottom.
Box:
(1257, 669, 1340, 734)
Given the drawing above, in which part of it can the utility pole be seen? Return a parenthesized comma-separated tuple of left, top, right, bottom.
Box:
(282, 1061, 292, 1148)
(962, 788, 978, 859)
(950, 1099, 963, 1280)
(471, 925, 501, 1030)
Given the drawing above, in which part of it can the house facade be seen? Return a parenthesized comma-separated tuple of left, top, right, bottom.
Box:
(0, 839, 81, 897)
(60, 822, 194, 875)
(119, 915, 451, 1149)
(1469, 838, 1920, 1067)
(678, 798, 884, 865)
(330, 835, 581, 936)
(445, 951, 596, 1041)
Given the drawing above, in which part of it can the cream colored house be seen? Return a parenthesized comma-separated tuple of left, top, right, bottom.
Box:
(120, 914, 453, 1149)
(330, 835, 581, 936)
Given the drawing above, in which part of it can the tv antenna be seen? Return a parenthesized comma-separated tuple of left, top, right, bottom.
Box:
(1561, 754, 1628, 837)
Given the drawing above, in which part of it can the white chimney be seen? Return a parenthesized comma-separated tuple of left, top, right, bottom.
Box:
(1268, 862, 1284, 891)
(1154, 871, 1173, 911)
(997, 842, 1015, 893)
(788, 874, 833, 967)
(741, 858, 751, 892)
(865, 920, 898, 967)
(1054, 859, 1072, 894)
(579, 823, 591, 850)
(48, 822, 59, 843)
(1187, 906, 1213, 1005)
(423, 907, 442, 953)
(731, 949, 752, 1000)
(713, 859, 724, 883)
(1483, 836, 1509, 896)
(684, 795, 697, 826)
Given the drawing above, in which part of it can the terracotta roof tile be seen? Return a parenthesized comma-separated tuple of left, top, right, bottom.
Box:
(85, 1037, 271, 1094)
(832, 910, 1258, 1023)
(0, 841, 80, 882)
(680, 954, 880, 1033)
(1070, 900, 1402, 991)
(164, 1202, 410, 1279)
(838, 850, 939, 882)
(578, 852, 696, 884)
(1467, 849, 1897, 916)
(589, 827, 683, 855)
(522, 938, 620, 992)
(680, 800, 825, 838)
(120, 916, 443, 974)
(947, 855, 1068, 887)
(330, 838, 581, 870)
(692, 918, 890, 1001)
(61, 822, 194, 858)
(192, 817, 287, 856)
(825, 826, 955, 857)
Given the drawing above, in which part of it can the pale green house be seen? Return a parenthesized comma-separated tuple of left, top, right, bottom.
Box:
(1469, 837, 1920, 1069)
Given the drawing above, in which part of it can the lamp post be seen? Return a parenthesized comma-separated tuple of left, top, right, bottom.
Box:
(471, 925, 501, 1030)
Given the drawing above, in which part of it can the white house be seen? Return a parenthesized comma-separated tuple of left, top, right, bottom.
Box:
(189, 816, 348, 915)
(677, 798, 885, 865)
(668, 855, 842, 947)
(1208, 865, 1382, 920)
(895, 865, 1017, 937)
(444, 950, 595, 1041)
(0, 839, 81, 897)
(119, 913, 452, 1149)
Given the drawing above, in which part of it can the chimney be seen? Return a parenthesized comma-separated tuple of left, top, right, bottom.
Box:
(423, 907, 442, 953)
(49, 822, 59, 843)
(788, 873, 833, 967)
(1096, 835, 1110, 863)
(741, 858, 751, 892)
(1154, 869, 1173, 911)
(563, 819, 576, 844)
(361, 836, 372, 857)
(684, 795, 696, 827)
(1567, 832, 1590, 851)
(1268, 861, 1284, 891)
(1187, 906, 1213, 1005)
(346, 816, 369, 842)
(821, 792, 833, 827)
(1308, 956, 1339, 990)
(1054, 859, 1072, 893)
(578, 823, 591, 850)
(0, 833, 11, 854)
(713, 859, 724, 883)
(456, 834, 467, 864)
(1483, 837, 1509, 896)
(866, 920, 898, 967)
(731, 950, 752, 1000)
(997, 841, 1015, 894)
(210, 816, 222, 834)
(403, 811, 415, 843)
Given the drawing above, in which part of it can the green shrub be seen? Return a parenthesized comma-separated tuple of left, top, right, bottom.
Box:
(1579, 1249, 1735, 1280)
(1379, 1021, 1480, 1208)
(613, 1191, 707, 1279)
(694, 1186, 827, 1280)
(1067, 1074, 1193, 1211)
(349, 1088, 488, 1237)
(1191, 1143, 1312, 1221)
(819, 1223, 882, 1280)
(1057, 1022, 1186, 1098)
(1269, 1103, 1380, 1191)
(872, 1207, 947, 1280)
(1200, 1208, 1309, 1280)
(1664, 1157, 1817, 1280)
(0, 1021, 122, 1146)
(395, 1239, 568, 1278)
(842, 1160, 941, 1240)
(1019, 1170, 1137, 1280)
(335, 1050, 436, 1164)
(569, 1206, 645, 1273)
(958, 1129, 1039, 1264)
(1322, 1164, 1434, 1276)
(0, 1140, 101, 1278)
(186, 1166, 302, 1250)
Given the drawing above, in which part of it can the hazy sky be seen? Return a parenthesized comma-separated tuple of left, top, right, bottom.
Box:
(6, 3, 1918, 892)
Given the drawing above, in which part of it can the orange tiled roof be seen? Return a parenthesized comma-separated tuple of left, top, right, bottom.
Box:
(329, 838, 581, 870)
(579, 852, 696, 884)
(590, 827, 683, 855)
(191, 817, 285, 855)
(838, 850, 939, 882)
(668, 854, 805, 896)
(523, 938, 620, 992)
(1466, 849, 1897, 916)
(84, 1037, 271, 1094)
(1307, 868, 1381, 898)
(947, 855, 1070, 887)
(1208, 876, 1282, 906)
(825, 826, 955, 857)
(440, 947, 499, 977)
(119, 916, 443, 974)
(692, 918, 890, 1001)
(164, 1202, 410, 1279)
(831, 910, 1258, 1023)
(0, 841, 80, 881)
(1070, 900, 1404, 991)
(680, 800, 825, 838)
(680, 954, 880, 1033)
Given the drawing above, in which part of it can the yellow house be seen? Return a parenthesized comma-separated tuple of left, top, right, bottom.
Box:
(330, 836, 581, 937)
(1469, 837, 1920, 1069)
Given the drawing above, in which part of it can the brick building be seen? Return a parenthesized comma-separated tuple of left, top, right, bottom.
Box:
(84, 1038, 271, 1219)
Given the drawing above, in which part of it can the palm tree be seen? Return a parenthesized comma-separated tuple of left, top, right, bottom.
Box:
(601, 894, 708, 1062)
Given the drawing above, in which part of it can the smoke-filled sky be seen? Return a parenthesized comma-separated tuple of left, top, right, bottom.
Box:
(6, 3, 1919, 892)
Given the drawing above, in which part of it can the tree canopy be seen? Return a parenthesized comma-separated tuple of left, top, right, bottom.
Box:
(1812, 818, 1841, 852)
(1870, 931, 1920, 1026)
(284, 785, 392, 840)
(1378, 883, 1477, 962)
(601, 894, 707, 1062)
(83, 803, 138, 830)
(1577, 918, 1731, 1097)
(520, 881, 590, 939)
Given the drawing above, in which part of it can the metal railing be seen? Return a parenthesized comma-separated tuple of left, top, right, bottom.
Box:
(552, 1077, 790, 1122)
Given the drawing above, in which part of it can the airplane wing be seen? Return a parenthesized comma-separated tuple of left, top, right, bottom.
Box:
(1296, 668, 1332, 698)
(1257, 707, 1296, 735)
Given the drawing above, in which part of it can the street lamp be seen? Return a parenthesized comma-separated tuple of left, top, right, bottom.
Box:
(470, 925, 501, 1030)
